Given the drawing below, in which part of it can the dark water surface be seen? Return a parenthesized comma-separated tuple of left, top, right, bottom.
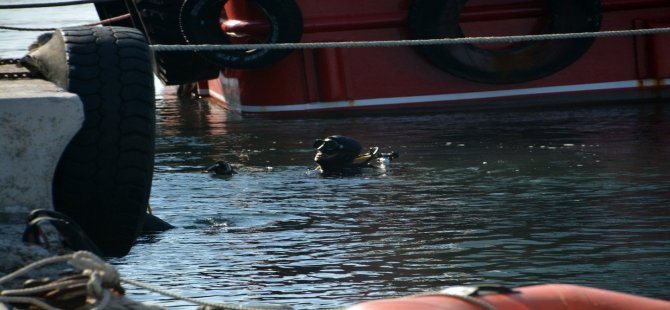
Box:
(110, 89, 670, 309)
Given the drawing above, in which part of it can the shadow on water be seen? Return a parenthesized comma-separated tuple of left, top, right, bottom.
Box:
(112, 88, 670, 309)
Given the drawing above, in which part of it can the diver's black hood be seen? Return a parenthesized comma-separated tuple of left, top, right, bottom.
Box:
(314, 135, 362, 171)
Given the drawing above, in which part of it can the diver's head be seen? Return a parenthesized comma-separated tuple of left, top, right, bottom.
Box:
(206, 161, 236, 176)
(313, 135, 362, 171)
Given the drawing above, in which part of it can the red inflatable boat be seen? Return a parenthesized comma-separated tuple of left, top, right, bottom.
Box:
(346, 284, 670, 310)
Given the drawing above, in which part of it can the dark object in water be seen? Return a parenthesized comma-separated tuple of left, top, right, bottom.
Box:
(23, 209, 103, 256)
(313, 135, 398, 174)
(142, 213, 175, 233)
(206, 161, 237, 176)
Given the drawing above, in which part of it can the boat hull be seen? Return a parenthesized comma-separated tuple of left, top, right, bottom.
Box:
(193, 0, 670, 116)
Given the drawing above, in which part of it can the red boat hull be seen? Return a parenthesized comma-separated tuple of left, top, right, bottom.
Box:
(193, 0, 670, 116)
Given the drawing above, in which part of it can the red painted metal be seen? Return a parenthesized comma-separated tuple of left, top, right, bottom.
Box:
(192, 0, 670, 116)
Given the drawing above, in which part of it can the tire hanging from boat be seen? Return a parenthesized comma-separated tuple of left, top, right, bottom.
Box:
(50, 26, 155, 257)
(134, 0, 220, 85)
(179, 0, 303, 69)
(407, 0, 602, 84)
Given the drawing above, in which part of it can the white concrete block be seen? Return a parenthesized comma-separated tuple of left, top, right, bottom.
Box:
(0, 79, 84, 214)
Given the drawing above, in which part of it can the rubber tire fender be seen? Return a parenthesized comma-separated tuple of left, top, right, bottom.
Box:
(408, 0, 602, 84)
(180, 0, 303, 69)
(134, 0, 220, 85)
(93, 0, 220, 85)
(51, 26, 155, 257)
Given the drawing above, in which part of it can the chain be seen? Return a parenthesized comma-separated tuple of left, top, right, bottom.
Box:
(0, 58, 40, 80)
(0, 58, 21, 65)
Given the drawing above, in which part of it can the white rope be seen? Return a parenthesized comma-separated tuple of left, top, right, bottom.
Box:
(151, 26, 670, 52)
(0, 296, 61, 310)
(121, 277, 291, 310)
(0, 253, 73, 285)
(0, 279, 83, 296)
(0, 251, 292, 310)
(0, 251, 118, 309)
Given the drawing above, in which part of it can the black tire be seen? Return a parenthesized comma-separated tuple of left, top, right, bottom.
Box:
(180, 0, 303, 69)
(408, 0, 602, 84)
(52, 26, 155, 257)
(135, 0, 220, 85)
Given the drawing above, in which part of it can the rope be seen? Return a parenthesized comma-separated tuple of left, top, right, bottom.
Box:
(0, 251, 117, 309)
(0, 253, 72, 284)
(0, 251, 512, 310)
(86, 13, 132, 26)
(0, 25, 56, 32)
(0, 296, 61, 310)
(152, 26, 670, 52)
(121, 277, 291, 310)
(0, 0, 119, 10)
(0, 13, 130, 32)
(0, 251, 293, 310)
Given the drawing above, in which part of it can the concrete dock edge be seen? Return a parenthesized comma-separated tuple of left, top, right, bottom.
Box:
(0, 78, 84, 214)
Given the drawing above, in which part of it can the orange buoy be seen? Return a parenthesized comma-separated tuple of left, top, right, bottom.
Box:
(347, 284, 670, 310)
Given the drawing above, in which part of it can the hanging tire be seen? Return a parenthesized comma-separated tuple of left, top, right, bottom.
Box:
(50, 26, 156, 257)
(135, 0, 220, 85)
(408, 0, 602, 84)
(180, 0, 303, 69)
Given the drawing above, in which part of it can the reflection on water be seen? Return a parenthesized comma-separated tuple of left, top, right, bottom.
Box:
(111, 88, 670, 309)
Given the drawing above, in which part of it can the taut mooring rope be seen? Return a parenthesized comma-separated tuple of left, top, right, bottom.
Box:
(151, 26, 670, 52)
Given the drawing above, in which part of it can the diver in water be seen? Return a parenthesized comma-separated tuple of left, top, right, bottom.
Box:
(313, 135, 398, 175)
(205, 161, 237, 176)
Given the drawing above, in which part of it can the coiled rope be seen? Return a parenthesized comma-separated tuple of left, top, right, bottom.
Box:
(151, 26, 670, 52)
(0, 251, 118, 310)
(0, 251, 295, 310)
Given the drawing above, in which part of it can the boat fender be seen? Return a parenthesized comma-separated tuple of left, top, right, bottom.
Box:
(180, 0, 303, 69)
(407, 0, 602, 84)
(130, 0, 221, 85)
(38, 26, 156, 257)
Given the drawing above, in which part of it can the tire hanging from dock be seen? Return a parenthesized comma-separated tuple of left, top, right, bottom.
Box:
(408, 0, 602, 84)
(44, 26, 156, 257)
(179, 0, 303, 69)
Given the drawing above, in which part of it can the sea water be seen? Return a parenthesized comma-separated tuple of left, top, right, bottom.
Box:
(1, 3, 669, 309)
